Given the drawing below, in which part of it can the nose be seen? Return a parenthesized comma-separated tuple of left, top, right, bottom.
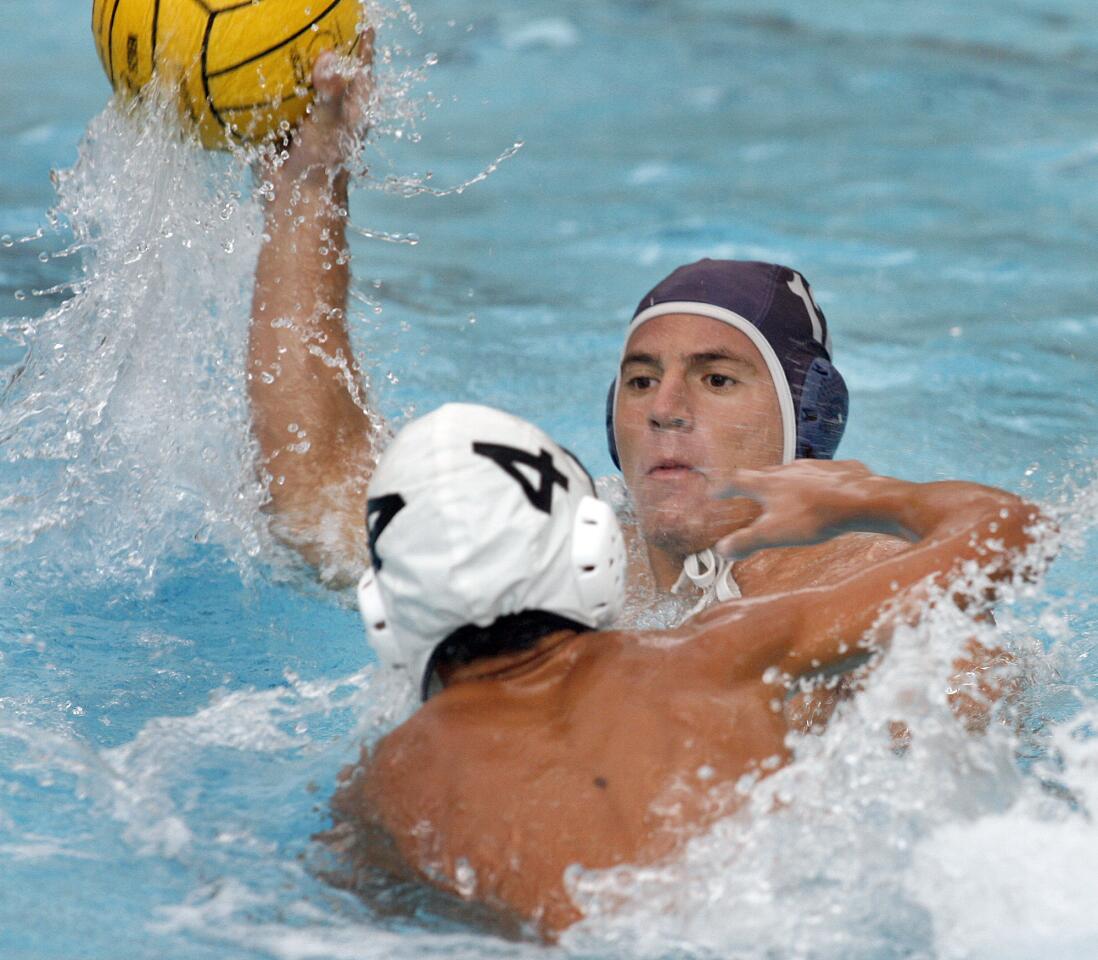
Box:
(648, 373, 692, 432)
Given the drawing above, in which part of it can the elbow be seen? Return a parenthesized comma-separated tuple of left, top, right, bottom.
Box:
(1004, 496, 1053, 571)
(978, 495, 1055, 589)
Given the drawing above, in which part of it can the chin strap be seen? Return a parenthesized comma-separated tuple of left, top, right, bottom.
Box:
(671, 547, 742, 617)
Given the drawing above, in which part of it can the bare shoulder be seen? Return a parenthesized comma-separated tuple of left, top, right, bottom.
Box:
(343, 712, 445, 837)
(735, 531, 909, 596)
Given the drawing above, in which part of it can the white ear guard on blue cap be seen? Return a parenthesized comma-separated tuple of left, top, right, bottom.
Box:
(795, 357, 848, 459)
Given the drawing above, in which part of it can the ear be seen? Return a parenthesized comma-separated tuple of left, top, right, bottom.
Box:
(357, 567, 396, 660)
(571, 496, 626, 626)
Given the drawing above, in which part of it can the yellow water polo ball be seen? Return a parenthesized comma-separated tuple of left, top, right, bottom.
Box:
(91, 0, 363, 149)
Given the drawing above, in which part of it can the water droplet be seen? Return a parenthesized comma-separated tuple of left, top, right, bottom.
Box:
(454, 857, 477, 898)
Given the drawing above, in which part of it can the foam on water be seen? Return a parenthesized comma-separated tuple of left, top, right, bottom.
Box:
(0, 94, 271, 587)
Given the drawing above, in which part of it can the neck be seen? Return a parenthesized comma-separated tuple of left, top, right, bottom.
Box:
(441, 629, 579, 688)
(426, 611, 591, 699)
(646, 542, 690, 592)
(641, 502, 763, 593)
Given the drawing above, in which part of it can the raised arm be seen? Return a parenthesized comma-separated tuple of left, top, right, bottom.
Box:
(249, 39, 377, 585)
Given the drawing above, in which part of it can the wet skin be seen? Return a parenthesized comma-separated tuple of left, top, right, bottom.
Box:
(615, 314, 784, 574)
(333, 466, 1038, 937)
(612, 313, 909, 599)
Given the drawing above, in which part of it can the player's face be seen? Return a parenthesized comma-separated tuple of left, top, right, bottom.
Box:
(614, 314, 784, 558)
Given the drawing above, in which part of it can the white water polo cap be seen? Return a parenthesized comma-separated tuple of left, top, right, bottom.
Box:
(356, 404, 626, 699)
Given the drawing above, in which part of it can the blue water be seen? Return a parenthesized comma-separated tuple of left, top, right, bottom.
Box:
(2, 1, 1097, 958)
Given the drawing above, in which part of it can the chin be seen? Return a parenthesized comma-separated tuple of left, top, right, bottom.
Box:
(647, 526, 716, 561)
(638, 509, 713, 559)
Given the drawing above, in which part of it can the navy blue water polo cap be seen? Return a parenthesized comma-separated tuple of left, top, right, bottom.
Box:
(606, 259, 849, 466)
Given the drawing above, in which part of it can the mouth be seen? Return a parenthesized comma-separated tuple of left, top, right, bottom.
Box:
(646, 459, 699, 480)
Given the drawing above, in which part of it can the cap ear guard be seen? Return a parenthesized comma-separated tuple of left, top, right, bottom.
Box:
(605, 379, 621, 469)
(357, 566, 402, 669)
(571, 495, 626, 626)
(796, 357, 849, 460)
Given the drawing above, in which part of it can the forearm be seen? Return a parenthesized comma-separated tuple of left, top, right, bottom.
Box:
(853, 477, 1025, 547)
(249, 168, 374, 510)
(781, 478, 1041, 677)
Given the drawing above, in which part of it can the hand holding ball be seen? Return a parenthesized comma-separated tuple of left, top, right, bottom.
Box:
(92, 0, 363, 149)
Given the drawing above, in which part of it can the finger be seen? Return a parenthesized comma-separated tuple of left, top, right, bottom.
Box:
(713, 468, 770, 502)
(344, 31, 376, 128)
(310, 51, 347, 119)
(311, 31, 375, 132)
(715, 519, 780, 561)
(714, 531, 762, 562)
(354, 26, 376, 68)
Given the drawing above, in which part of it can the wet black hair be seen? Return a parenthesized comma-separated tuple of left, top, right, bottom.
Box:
(420, 612, 590, 701)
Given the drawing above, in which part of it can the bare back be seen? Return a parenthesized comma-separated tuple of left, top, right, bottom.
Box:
(334, 615, 795, 933)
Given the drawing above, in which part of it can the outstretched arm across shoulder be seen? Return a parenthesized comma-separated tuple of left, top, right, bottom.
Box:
(685, 461, 1046, 683)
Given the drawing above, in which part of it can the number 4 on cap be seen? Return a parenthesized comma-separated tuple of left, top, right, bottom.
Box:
(472, 442, 570, 514)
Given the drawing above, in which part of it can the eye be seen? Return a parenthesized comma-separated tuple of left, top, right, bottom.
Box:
(704, 373, 738, 388)
(625, 375, 657, 391)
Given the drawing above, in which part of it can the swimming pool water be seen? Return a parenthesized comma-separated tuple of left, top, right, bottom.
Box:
(1, 1, 1097, 958)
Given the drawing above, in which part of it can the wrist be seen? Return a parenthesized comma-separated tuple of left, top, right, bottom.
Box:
(261, 169, 350, 239)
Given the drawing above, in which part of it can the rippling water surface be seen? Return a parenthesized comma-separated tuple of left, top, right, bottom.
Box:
(1, 1, 1096, 958)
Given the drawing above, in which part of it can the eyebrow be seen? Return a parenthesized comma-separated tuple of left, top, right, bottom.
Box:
(620, 349, 759, 373)
(621, 351, 661, 369)
(689, 350, 759, 372)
